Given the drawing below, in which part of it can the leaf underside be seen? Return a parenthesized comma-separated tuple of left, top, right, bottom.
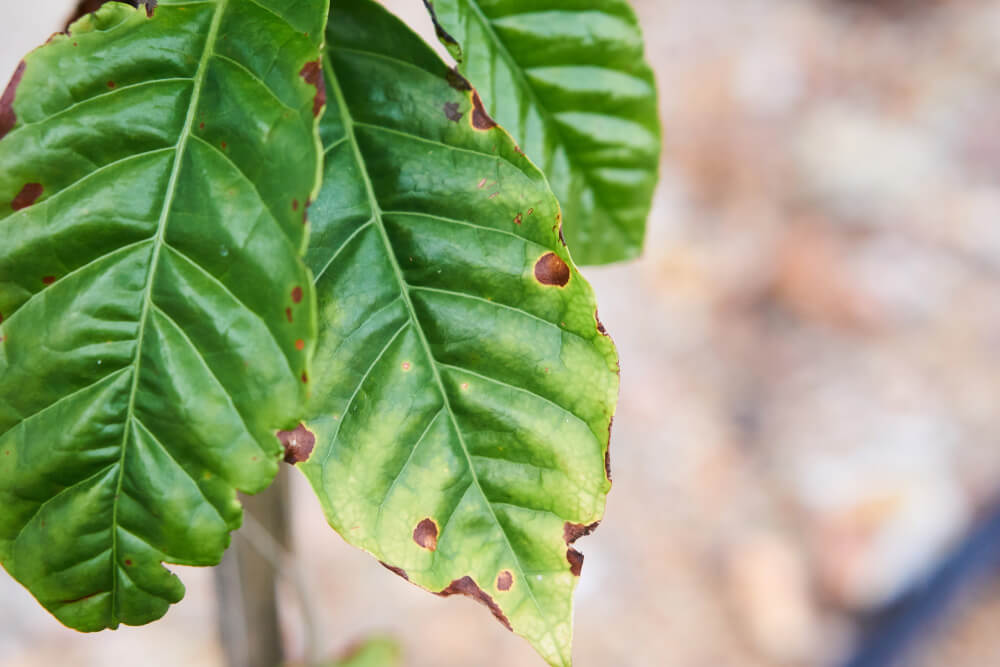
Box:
(0, 0, 326, 631)
(424, 0, 661, 265)
(299, 2, 618, 665)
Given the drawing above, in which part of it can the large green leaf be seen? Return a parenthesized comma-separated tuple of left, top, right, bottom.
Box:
(422, 0, 660, 265)
(0, 0, 327, 631)
(298, 1, 618, 665)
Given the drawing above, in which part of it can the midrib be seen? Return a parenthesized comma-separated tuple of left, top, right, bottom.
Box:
(108, 0, 229, 627)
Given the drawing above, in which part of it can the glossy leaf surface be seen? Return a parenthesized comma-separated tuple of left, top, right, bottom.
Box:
(423, 0, 660, 264)
(299, 2, 618, 665)
(0, 0, 326, 631)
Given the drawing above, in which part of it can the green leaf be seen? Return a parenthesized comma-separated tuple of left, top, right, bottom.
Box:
(298, 1, 617, 665)
(326, 636, 402, 667)
(0, 0, 327, 631)
(423, 0, 661, 265)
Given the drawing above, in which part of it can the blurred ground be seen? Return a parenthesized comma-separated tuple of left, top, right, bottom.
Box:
(2, 0, 1000, 666)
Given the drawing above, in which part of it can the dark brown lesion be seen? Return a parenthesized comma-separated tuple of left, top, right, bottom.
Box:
(443, 101, 462, 122)
(276, 423, 315, 464)
(298, 60, 326, 117)
(438, 576, 512, 631)
(595, 310, 609, 336)
(563, 521, 600, 545)
(412, 518, 439, 551)
(66, 0, 156, 27)
(379, 561, 409, 581)
(0, 61, 26, 140)
(533, 252, 570, 287)
(496, 570, 513, 592)
(566, 548, 584, 577)
(421, 0, 460, 51)
(470, 91, 497, 131)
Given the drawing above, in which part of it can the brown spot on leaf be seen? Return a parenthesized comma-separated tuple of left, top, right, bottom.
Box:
(605, 416, 614, 482)
(277, 423, 315, 464)
(11, 183, 42, 211)
(470, 91, 497, 131)
(478, 178, 487, 189)
(299, 60, 326, 117)
(199, 121, 205, 129)
(533, 252, 570, 287)
(379, 561, 409, 581)
(496, 570, 513, 592)
(292, 199, 299, 211)
(301, 372, 309, 384)
(446, 67, 472, 92)
(514, 213, 523, 225)
(564, 521, 600, 545)
(438, 576, 512, 631)
(295, 339, 305, 351)
(401, 361, 412, 372)
(423, 1, 460, 50)
(291, 286, 303, 303)
(42, 276, 56, 285)
(596, 310, 608, 336)
(0, 60, 25, 139)
(413, 518, 438, 551)
(107, 81, 115, 89)
(285, 307, 293, 323)
(125, 559, 133, 566)
(567, 548, 584, 576)
(443, 101, 462, 122)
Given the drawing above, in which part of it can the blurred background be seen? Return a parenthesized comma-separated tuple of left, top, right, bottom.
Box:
(2, 0, 1000, 665)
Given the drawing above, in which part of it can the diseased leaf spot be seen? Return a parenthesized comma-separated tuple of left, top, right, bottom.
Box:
(413, 518, 438, 551)
(292, 199, 299, 211)
(291, 286, 303, 303)
(379, 560, 409, 581)
(199, 121, 205, 129)
(124, 559, 133, 566)
(564, 521, 600, 545)
(606, 415, 615, 482)
(106, 81, 115, 89)
(12, 183, 43, 211)
(401, 361, 412, 372)
(443, 101, 462, 122)
(285, 307, 293, 323)
(596, 310, 609, 336)
(299, 60, 326, 117)
(301, 372, 309, 384)
(514, 213, 523, 225)
(533, 252, 570, 287)
(41, 276, 55, 285)
(478, 178, 487, 189)
(496, 570, 513, 592)
(295, 339, 305, 351)
(470, 91, 497, 131)
(220, 141, 227, 150)
(460, 382, 469, 391)
(446, 67, 472, 92)
(277, 423, 315, 464)
(567, 548, 584, 576)
(437, 576, 512, 631)
(0, 61, 26, 140)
